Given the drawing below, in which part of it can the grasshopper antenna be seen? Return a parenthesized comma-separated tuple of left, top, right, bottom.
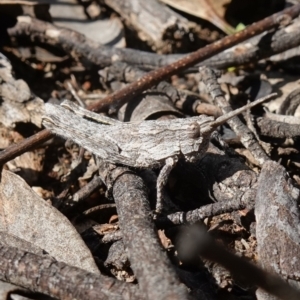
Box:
(200, 93, 277, 133)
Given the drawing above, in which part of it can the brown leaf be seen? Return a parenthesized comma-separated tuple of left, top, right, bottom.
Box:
(159, 0, 235, 34)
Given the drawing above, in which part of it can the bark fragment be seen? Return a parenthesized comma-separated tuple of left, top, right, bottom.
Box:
(255, 161, 300, 299)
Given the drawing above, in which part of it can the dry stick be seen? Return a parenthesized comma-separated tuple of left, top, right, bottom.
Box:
(97, 162, 191, 300)
(83, 203, 116, 216)
(200, 16, 300, 69)
(199, 67, 270, 166)
(0, 129, 51, 165)
(72, 175, 104, 202)
(0, 243, 143, 300)
(1, 4, 300, 166)
(157, 189, 256, 226)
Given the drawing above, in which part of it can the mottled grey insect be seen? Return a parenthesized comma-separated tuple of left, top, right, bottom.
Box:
(42, 93, 276, 212)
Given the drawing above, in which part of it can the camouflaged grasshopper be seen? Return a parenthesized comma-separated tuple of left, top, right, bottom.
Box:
(42, 93, 276, 212)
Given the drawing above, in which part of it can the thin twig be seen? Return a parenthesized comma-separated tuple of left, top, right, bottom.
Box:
(0, 129, 52, 166)
(157, 189, 255, 226)
(73, 175, 104, 202)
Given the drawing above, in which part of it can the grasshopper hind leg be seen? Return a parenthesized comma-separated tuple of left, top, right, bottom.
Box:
(61, 100, 121, 125)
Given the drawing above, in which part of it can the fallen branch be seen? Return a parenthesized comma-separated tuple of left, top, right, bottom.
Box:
(0, 243, 143, 300)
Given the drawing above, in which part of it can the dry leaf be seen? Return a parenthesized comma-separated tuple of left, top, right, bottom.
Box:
(0, 170, 100, 274)
(160, 0, 235, 34)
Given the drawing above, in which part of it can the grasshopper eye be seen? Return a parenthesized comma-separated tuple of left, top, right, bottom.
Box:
(188, 122, 200, 139)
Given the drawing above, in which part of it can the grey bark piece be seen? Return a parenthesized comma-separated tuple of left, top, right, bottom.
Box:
(43, 94, 275, 212)
(255, 161, 300, 299)
(0, 170, 99, 274)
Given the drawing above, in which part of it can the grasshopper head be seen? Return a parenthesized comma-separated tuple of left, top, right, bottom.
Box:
(179, 119, 213, 161)
(179, 92, 277, 162)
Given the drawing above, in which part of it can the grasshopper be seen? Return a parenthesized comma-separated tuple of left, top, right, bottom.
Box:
(42, 93, 276, 212)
